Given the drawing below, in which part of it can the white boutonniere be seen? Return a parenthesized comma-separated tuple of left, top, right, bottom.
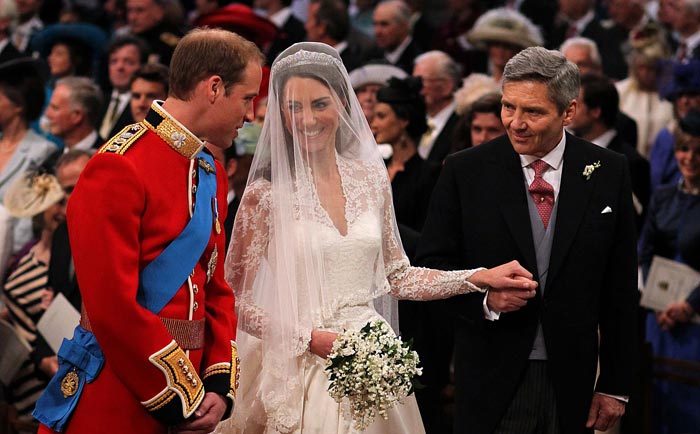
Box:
(171, 131, 186, 148)
(582, 161, 601, 180)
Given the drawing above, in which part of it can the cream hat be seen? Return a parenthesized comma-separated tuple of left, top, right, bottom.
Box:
(4, 172, 65, 218)
(466, 8, 544, 51)
(348, 63, 408, 90)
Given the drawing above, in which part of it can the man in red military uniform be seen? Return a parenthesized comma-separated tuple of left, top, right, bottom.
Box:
(34, 28, 264, 433)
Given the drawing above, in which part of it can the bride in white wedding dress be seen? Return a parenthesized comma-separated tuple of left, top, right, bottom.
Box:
(219, 42, 536, 434)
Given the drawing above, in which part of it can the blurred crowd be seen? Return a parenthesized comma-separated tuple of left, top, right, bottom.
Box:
(0, 0, 699, 433)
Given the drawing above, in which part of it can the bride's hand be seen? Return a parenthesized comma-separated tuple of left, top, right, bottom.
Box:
(309, 330, 338, 359)
(469, 260, 538, 291)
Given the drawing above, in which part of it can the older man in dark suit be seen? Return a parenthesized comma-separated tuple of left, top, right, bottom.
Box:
(416, 47, 639, 434)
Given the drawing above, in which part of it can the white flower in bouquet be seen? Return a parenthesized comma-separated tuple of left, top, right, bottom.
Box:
(324, 321, 422, 431)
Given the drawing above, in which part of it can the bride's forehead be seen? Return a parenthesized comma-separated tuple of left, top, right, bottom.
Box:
(282, 76, 334, 98)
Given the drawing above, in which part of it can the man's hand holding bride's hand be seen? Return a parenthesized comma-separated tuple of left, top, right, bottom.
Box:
(309, 330, 338, 359)
(470, 260, 538, 313)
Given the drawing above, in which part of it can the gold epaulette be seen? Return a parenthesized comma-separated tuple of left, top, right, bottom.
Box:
(99, 123, 147, 155)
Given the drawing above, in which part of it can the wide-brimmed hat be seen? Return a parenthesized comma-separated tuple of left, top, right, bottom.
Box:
(29, 23, 109, 78)
(193, 4, 278, 49)
(348, 63, 407, 90)
(466, 8, 543, 51)
(4, 173, 64, 218)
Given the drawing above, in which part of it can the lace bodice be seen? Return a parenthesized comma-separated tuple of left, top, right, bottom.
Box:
(225, 155, 484, 343)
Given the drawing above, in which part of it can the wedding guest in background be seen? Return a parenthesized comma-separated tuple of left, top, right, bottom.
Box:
(348, 62, 407, 123)
(10, 0, 43, 54)
(128, 63, 169, 123)
(125, 0, 183, 65)
(639, 108, 700, 434)
(450, 92, 504, 154)
(0, 58, 57, 256)
(568, 73, 651, 231)
(651, 60, 700, 190)
(1, 172, 65, 433)
(413, 50, 462, 163)
(668, 0, 700, 62)
(416, 47, 640, 434)
(549, 0, 628, 79)
(256, 0, 306, 65)
(372, 0, 424, 74)
(560, 36, 640, 148)
(305, 0, 381, 73)
(99, 35, 148, 141)
(465, 7, 543, 84)
(616, 24, 674, 159)
(0, 0, 22, 64)
(371, 76, 438, 256)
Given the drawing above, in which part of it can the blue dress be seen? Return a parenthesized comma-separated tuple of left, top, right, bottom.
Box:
(639, 183, 700, 434)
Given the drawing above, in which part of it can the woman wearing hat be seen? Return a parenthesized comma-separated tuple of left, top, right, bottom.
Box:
(0, 58, 58, 260)
(639, 109, 700, 434)
(465, 7, 543, 84)
(1, 172, 65, 432)
(616, 23, 674, 159)
(650, 60, 700, 191)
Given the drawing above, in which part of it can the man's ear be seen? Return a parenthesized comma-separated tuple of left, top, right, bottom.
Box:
(208, 75, 224, 103)
(563, 99, 577, 125)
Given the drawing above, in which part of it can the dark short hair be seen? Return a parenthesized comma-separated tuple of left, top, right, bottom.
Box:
(129, 63, 170, 94)
(106, 34, 150, 64)
(579, 73, 619, 129)
(468, 92, 502, 122)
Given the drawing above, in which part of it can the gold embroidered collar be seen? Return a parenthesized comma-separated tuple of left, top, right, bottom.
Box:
(143, 101, 204, 160)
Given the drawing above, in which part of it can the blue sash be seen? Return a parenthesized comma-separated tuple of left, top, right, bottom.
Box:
(34, 152, 217, 431)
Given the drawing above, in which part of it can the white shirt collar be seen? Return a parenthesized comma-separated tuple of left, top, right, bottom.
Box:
(67, 130, 98, 153)
(684, 29, 700, 52)
(590, 129, 617, 149)
(384, 36, 412, 65)
(570, 10, 595, 35)
(334, 40, 348, 54)
(429, 101, 456, 132)
(269, 7, 293, 28)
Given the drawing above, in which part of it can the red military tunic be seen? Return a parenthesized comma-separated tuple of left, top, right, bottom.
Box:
(40, 102, 238, 433)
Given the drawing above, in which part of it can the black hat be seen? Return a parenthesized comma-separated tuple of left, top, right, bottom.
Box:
(376, 77, 427, 142)
(680, 109, 700, 136)
(0, 58, 48, 122)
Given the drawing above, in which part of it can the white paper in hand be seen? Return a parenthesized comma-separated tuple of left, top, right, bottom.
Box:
(37, 293, 80, 353)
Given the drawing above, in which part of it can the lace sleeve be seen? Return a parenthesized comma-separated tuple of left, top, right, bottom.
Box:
(224, 181, 312, 354)
(380, 176, 487, 300)
(225, 181, 271, 339)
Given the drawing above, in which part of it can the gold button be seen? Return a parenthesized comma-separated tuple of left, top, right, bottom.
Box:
(193, 301, 199, 311)
(193, 284, 199, 294)
(192, 184, 197, 194)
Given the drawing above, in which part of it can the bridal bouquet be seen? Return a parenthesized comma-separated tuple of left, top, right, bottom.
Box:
(325, 320, 422, 430)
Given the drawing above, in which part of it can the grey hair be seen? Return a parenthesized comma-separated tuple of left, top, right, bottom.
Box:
(56, 77, 104, 129)
(414, 50, 463, 89)
(560, 37, 602, 68)
(0, 0, 18, 30)
(502, 46, 580, 114)
(378, 0, 411, 24)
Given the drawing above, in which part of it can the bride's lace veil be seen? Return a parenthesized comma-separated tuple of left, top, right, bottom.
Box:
(223, 42, 402, 431)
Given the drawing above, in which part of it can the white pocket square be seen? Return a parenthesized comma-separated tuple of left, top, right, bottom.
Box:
(601, 206, 612, 214)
